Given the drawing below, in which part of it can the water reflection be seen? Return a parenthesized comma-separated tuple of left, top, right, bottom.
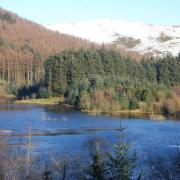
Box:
(0, 103, 179, 156)
(0, 104, 31, 112)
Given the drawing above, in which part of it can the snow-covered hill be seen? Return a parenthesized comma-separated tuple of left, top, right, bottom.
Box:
(45, 19, 180, 57)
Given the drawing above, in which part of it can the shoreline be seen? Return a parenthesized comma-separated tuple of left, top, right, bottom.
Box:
(13, 98, 179, 120)
(81, 109, 166, 120)
(0, 94, 16, 98)
(14, 97, 64, 105)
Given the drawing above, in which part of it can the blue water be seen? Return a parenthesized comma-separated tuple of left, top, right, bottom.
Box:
(0, 104, 179, 157)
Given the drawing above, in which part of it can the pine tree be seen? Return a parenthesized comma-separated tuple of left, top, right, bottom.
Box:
(85, 140, 107, 180)
(41, 163, 52, 180)
(107, 128, 137, 180)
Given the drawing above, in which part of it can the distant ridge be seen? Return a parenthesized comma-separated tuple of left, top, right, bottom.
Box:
(46, 19, 180, 57)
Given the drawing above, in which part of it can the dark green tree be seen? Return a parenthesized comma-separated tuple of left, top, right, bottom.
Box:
(107, 128, 137, 180)
(129, 98, 139, 110)
(85, 140, 107, 180)
(41, 163, 52, 180)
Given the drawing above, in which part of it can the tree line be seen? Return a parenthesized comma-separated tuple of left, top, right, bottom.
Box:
(41, 48, 180, 117)
(1, 45, 179, 117)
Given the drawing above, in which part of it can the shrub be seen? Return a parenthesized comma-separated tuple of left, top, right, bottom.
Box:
(0, 37, 4, 46)
(37, 87, 52, 98)
(118, 93, 129, 110)
(79, 91, 91, 110)
(129, 98, 139, 110)
(141, 88, 153, 103)
(5, 83, 17, 95)
(162, 96, 180, 115)
(25, 95, 30, 100)
(17, 86, 29, 99)
(65, 88, 79, 105)
(31, 93, 37, 99)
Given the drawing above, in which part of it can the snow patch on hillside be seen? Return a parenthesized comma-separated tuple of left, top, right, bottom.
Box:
(45, 19, 180, 56)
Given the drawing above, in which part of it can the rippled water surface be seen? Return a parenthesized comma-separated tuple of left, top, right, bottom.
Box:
(0, 102, 179, 156)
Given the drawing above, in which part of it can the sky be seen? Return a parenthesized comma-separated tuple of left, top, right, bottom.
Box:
(0, 0, 180, 25)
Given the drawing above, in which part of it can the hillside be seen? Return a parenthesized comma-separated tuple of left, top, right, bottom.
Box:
(0, 8, 93, 86)
(46, 19, 180, 57)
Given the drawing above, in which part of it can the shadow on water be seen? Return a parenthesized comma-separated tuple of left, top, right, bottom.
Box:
(0, 127, 122, 138)
(0, 97, 15, 104)
(0, 97, 41, 112)
(0, 103, 31, 112)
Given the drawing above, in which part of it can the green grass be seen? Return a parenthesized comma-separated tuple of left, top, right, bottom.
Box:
(15, 97, 64, 105)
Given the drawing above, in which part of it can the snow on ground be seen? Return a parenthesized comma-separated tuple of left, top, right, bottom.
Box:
(45, 19, 180, 56)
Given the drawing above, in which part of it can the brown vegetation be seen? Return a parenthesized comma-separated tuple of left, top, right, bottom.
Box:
(0, 8, 94, 86)
(161, 87, 180, 117)
(156, 32, 173, 42)
(112, 36, 141, 48)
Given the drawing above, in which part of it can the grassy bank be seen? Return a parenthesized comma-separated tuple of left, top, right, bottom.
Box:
(82, 109, 145, 114)
(15, 97, 64, 105)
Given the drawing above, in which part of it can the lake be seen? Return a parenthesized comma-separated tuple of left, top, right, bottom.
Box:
(0, 102, 180, 158)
